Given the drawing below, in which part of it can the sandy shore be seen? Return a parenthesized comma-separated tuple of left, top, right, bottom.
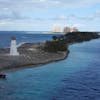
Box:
(0, 43, 69, 72)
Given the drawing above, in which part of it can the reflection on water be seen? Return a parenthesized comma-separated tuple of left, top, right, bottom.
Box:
(0, 39, 100, 100)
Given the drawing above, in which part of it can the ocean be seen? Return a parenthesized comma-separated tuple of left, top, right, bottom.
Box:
(0, 31, 58, 48)
(0, 31, 100, 100)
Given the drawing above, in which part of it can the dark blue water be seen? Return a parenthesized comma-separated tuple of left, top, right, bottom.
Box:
(0, 31, 60, 48)
(0, 32, 100, 100)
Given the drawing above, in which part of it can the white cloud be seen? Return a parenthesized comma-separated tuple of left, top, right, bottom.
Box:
(58, 15, 67, 20)
(0, 0, 99, 17)
(0, 0, 100, 9)
(0, 20, 13, 26)
(30, 0, 100, 8)
(0, 0, 99, 31)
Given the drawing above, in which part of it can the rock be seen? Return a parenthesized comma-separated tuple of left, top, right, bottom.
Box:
(0, 74, 6, 79)
(0, 42, 68, 71)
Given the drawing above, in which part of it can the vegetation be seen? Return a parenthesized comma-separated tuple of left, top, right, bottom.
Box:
(64, 32, 100, 43)
(43, 39, 68, 53)
(43, 32, 100, 53)
(52, 36, 58, 41)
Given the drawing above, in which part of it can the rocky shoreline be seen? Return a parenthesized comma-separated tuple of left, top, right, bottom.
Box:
(0, 32, 99, 72)
(0, 43, 69, 72)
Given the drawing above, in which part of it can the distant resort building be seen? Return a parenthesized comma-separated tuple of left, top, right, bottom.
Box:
(10, 37, 19, 56)
(70, 27, 79, 32)
(52, 25, 79, 33)
(52, 26, 61, 33)
(63, 26, 71, 33)
(63, 26, 78, 33)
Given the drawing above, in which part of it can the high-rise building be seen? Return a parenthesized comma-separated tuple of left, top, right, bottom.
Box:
(63, 26, 71, 33)
(71, 27, 78, 32)
(63, 26, 78, 33)
(52, 26, 61, 33)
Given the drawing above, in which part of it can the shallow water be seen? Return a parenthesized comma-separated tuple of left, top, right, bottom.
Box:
(0, 33, 100, 100)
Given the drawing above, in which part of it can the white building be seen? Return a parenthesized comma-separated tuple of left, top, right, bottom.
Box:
(70, 27, 78, 32)
(10, 37, 19, 56)
(52, 26, 61, 33)
(63, 26, 78, 33)
(63, 26, 71, 33)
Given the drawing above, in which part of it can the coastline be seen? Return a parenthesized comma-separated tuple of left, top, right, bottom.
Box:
(0, 52, 69, 73)
(0, 42, 69, 72)
(0, 32, 99, 72)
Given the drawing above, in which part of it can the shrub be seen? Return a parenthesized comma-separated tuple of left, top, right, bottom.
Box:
(44, 40, 67, 53)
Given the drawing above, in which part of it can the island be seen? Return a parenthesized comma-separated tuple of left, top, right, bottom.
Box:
(0, 32, 100, 72)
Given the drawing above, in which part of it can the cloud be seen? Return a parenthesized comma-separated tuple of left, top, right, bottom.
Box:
(0, 0, 100, 10)
(0, 7, 27, 20)
(30, 12, 100, 21)
(94, 11, 100, 18)
(57, 15, 67, 20)
(28, 0, 100, 8)
(0, 20, 14, 26)
(0, 0, 99, 18)
(0, 0, 99, 21)
(77, 11, 100, 20)
(0, 0, 99, 31)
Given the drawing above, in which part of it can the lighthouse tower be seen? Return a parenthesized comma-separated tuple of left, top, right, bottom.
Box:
(10, 37, 19, 56)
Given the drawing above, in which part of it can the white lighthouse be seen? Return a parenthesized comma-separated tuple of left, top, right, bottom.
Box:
(10, 37, 19, 56)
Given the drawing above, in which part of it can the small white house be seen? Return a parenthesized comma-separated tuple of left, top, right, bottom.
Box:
(10, 37, 19, 56)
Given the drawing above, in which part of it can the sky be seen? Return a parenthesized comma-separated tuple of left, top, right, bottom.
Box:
(0, 0, 100, 31)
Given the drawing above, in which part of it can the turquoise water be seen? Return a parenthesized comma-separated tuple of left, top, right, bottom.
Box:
(0, 33, 100, 100)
